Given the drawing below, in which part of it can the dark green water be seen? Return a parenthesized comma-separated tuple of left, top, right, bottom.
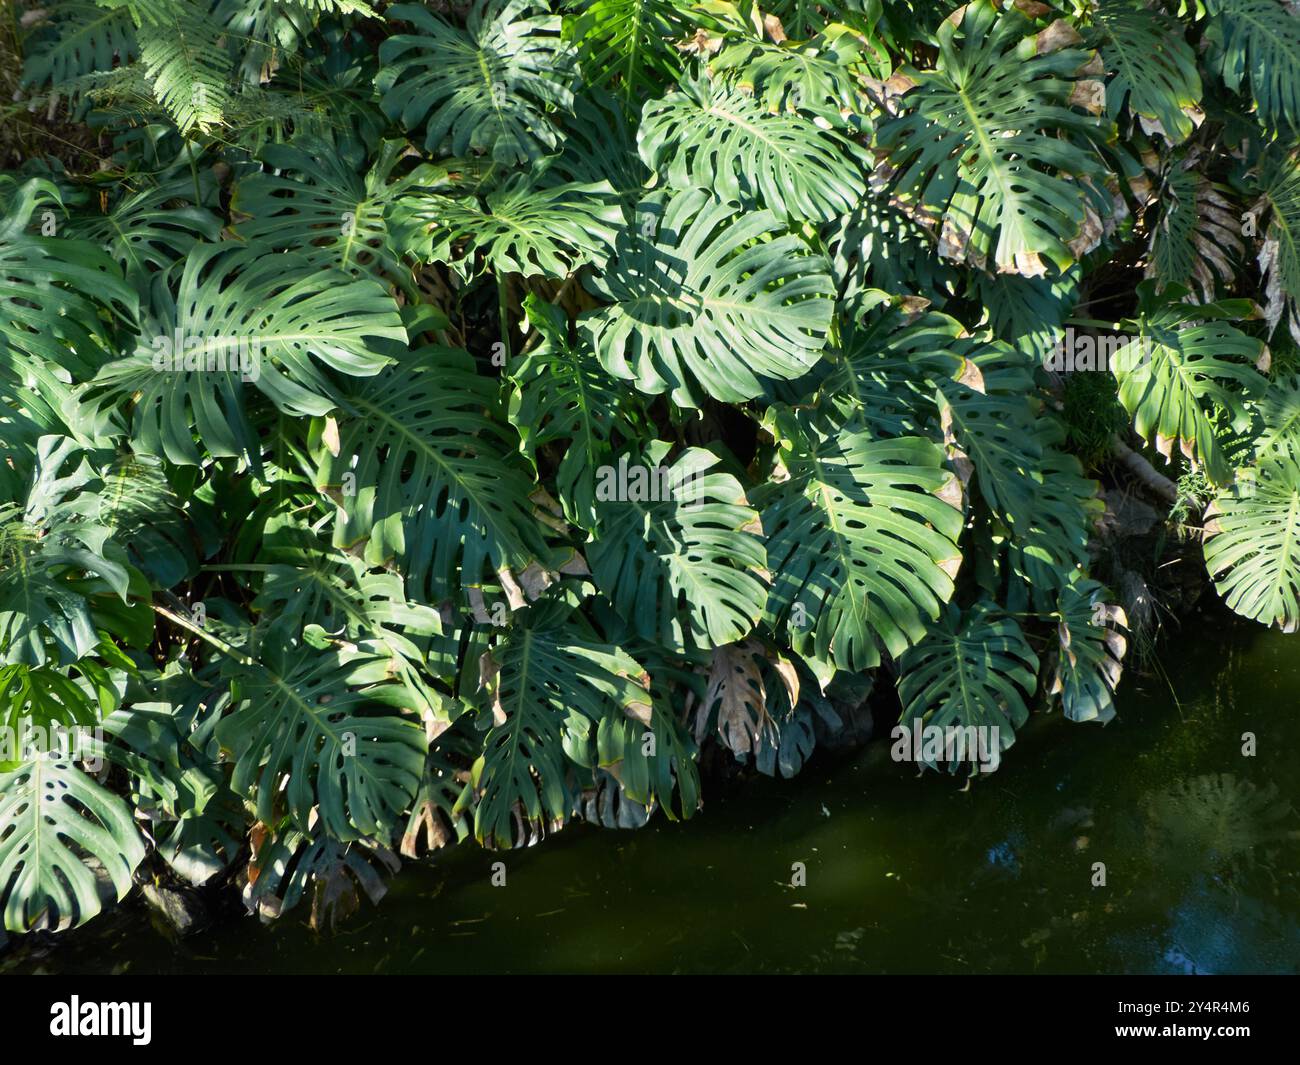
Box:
(8, 610, 1300, 974)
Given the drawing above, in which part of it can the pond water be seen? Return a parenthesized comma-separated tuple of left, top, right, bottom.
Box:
(7, 608, 1300, 974)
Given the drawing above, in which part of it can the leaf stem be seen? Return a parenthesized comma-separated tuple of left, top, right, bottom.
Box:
(151, 603, 256, 667)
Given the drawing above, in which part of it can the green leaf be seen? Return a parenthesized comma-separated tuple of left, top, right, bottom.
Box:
(242, 823, 399, 928)
(507, 295, 643, 530)
(1204, 446, 1300, 631)
(1147, 159, 1243, 303)
(130, 0, 234, 134)
(759, 414, 965, 678)
(1001, 429, 1103, 610)
(593, 697, 698, 819)
(581, 186, 835, 406)
(875, 0, 1109, 275)
(1112, 294, 1267, 484)
(215, 639, 428, 840)
(1093, 0, 1202, 143)
(395, 175, 622, 278)
(588, 444, 768, 651)
(97, 454, 198, 587)
(376, 0, 575, 165)
(0, 661, 121, 766)
(234, 137, 429, 285)
(638, 76, 867, 225)
(316, 345, 552, 604)
(84, 241, 405, 466)
(69, 171, 221, 290)
(1049, 575, 1128, 724)
(0, 436, 136, 668)
(0, 758, 146, 933)
(1258, 150, 1300, 346)
(21, 1, 138, 93)
(897, 601, 1038, 774)
(1208, 0, 1300, 134)
(470, 599, 653, 848)
(936, 349, 1044, 523)
(710, 22, 887, 121)
(975, 265, 1080, 365)
(0, 178, 138, 381)
(251, 535, 457, 711)
(565, 0, 687, 108)
(1252, 374, 1300, 465)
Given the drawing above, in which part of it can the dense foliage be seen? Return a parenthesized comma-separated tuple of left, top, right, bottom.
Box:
(1, 0, 1298, 935)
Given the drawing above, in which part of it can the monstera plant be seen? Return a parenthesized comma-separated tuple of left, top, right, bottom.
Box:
(1, 0, 1298, 935)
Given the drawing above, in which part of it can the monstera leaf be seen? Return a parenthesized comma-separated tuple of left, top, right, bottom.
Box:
(1252, 374, 1300, 465)
(0, 178, 138, 380)
(1049, 575, 1128, 724)
(1092, 0, 1202, 142)
(758, 412, 964, 683)
(0, 660, 122, 752)
(1207, 0, 1300, 134)
(468, 597, 655, 848)
(376, 0, 576, 165)
(219, 0, 379, 83)
(0, 437, 136, 668)
(1257, 150, 1300, 345)
(21, 1, 138, 93)
(1146, 159, 1243, 302)
(250, 533, 456, 712)
(401, 714, 477, 857)
(591, 696, 699, 819)
(234, 137, 432, 285)
(243, 821, 399, 928)
(935, 346, 1044, 523)
(638, 77, 867, 225)
(316, 345, 552, 605)
(96, 454, 197, 587)
(811, 307, 964, 437)
(507, 296, 643, 530)
(548, 89, 652, 211)
(1111, 291, 1267, 484)
(0, 335, 79, 492)
(974, 264, 1080, 365)
(0, 758, 146, 932)
(1203, 447, 1300, 632)
(581, 186, 835, 407)
(875, 1, 1109, 275)
(1002, 429, 1103, 609)
(565, 0, 687, 107)
(897, 601, 1038, 773)
(68, 171, 220, 289)
(824, 191, 961, 306)
(215, 639, 428, 841)
(709, 21, 887, 121)
(393, 175, 622, 278)
(588, 443, 768, 651)
(84, 241, 405, 466)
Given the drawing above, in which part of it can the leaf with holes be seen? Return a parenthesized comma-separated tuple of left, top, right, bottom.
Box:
(215, 639, 428, 841)
(588, 443, 767, 651)
(581, 186, 834, 407)
(897, 601, 1038, 774)
(0, 758, 146, 933)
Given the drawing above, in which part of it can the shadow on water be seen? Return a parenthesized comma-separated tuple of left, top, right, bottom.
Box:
(6, 609, 1299, 974)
